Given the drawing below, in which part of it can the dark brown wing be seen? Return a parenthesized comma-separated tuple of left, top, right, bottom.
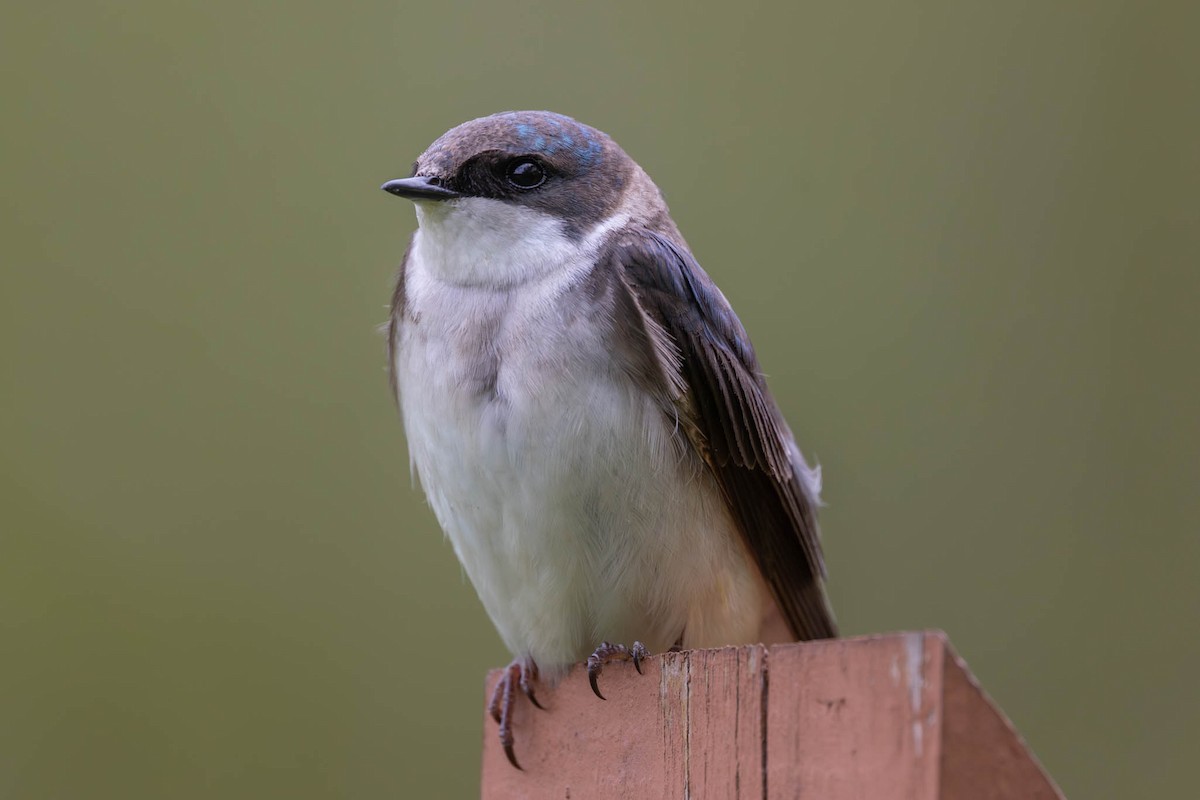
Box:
(608, 230, 837, 640)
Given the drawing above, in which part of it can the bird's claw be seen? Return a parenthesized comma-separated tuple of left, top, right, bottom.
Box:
(586, 641, 649, 700)
(487, 657, 543, 770)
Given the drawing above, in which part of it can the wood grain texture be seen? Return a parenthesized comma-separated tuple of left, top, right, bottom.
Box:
(480, 632, 1064, 800)
(480, 646, 766, 799)
(765, 632, 944, 799)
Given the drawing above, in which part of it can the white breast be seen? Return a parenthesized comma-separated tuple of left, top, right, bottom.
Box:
(394, 199, 770, 674)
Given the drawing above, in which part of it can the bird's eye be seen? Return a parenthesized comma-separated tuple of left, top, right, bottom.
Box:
(506, 159, 546, 189)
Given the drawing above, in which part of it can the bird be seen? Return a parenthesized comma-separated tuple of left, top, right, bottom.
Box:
(380, 111, 836, 769)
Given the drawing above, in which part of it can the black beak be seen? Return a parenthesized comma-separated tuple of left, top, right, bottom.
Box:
(380, 176, 461, 201)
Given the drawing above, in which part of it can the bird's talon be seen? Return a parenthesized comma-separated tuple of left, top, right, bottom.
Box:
(503, 741, 522, 771)
(487, 680, 504, 725)
(586, 641, 649, 700)
(491, 657, 539, 770)
(588, 666, 606, 700)
(518, 660, 545, 711)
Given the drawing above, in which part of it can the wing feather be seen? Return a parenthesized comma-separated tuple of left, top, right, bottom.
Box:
(608, 230, 836, 640)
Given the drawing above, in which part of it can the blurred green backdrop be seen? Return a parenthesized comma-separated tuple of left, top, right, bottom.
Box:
(3, 1, 1197, 797)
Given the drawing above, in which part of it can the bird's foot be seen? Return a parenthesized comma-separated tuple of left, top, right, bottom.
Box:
(487, 656, 544, 770)
(585, 641, 648, 700)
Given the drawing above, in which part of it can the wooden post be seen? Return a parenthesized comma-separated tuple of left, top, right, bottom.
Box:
(481, 631, 1064, 799)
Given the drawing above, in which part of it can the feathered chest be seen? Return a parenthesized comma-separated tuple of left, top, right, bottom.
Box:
(393, 239, 664, 483)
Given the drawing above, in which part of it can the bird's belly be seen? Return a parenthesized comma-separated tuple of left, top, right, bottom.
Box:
(397, 328, 769, 673)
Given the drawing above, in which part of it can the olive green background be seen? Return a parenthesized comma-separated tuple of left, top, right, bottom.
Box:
(3, 2, 1197, 797)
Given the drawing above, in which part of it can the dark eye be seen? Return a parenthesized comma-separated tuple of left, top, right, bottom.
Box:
(506, 159, 546, 189)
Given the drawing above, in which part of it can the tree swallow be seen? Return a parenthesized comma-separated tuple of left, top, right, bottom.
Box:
(381, 111, 836, 768)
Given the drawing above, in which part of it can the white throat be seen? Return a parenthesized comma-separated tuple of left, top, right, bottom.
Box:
(412, 198, 626, 289)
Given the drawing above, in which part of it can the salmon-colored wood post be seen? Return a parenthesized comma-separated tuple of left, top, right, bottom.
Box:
(480, 631, 1064, 799)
